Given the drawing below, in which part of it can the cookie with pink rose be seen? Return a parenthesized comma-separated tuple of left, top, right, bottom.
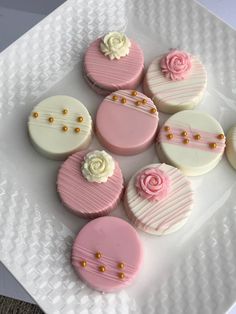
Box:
(143, 50, 207, 113)
(124, 163, 193, 235)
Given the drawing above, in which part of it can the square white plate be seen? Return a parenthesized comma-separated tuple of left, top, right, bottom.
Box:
(0, 0, 236, 313)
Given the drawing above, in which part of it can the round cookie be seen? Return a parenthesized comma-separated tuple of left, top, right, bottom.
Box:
(226, 126, 236, 169)
(28, 95, 92, 160)
(143, 50, 207, 113)
(124, 163, 193, 235)
(72, 216, 143, 292)
(57, 150, 124, 218)
(96, 90, 159, 155)
(157, 110, 225, 176)
(84, 32, 144, 95)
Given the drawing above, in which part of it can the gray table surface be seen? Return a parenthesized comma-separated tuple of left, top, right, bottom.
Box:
(0, 0, 235, 311)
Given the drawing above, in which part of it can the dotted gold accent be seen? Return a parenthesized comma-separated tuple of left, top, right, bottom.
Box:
(209, 142, 217, 149)
(95, 252, 102, 259)
(74, 127, 80, 133)
(136, 100, 142, 106)
(183, 138, 189, 144)
(121, 97, 126, 104)
(33, 112, 39, 118)
(118, 272, 125, 279)
(112, 95, 118, 101)
(131, 90, 137, 96)
(77, 116, 83, 123)
(48, 117, 54, 123)
(80, 260, 87, 267)
(62, 109, 68, 115)
(142, 98, 147, 104)
(164, 126, 170, 132)
(181, 131, 188, 137)
(194, 134, 201, 140)
(150, 108, 157, 114)
(217, 134, 224, 140)
(118, 262, 124, 269)
(167, 133, 173, 140)
(98, 265, 106, 272)
(62, 126, 68, 132)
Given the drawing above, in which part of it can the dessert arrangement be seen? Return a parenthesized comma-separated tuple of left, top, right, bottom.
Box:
(27, 31, 233, 293)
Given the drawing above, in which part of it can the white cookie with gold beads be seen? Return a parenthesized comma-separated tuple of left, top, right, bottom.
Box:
(226, 126, 236, 170)
(28, 95, 93, 160)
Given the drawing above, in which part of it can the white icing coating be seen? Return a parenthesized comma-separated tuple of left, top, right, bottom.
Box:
(226, 126, 236, 170)
(157, 110, 225, 176)
(143, 55, 207, 113)
(28, 95, 93, 160)
(100, 32, 131, 60)
(81, 150, 115, 183)
(124, 163, 193, 235)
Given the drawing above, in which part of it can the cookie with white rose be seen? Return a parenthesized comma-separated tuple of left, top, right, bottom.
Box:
(124, 163, 193, 235)
(84, 32, 144, 95)
(143, 50, 207, 113)
(57, 150, 124, 218)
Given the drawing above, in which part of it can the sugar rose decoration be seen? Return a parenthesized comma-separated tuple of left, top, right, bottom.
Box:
(82, 150, 115, 183)
(136, 168, 170, 202)
(160, 50, 192, 81)
(100, 32, 131, 60)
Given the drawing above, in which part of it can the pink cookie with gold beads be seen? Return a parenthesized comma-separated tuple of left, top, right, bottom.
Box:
(84, 32, 144, 95)
(96, 90, 159, 155)
(72, 216, 143, 292)
(57, 150, 124, 218)
(124, 163, 194, 235)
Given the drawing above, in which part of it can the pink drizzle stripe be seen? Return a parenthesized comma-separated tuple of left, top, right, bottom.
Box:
(158, 124, 225, 153)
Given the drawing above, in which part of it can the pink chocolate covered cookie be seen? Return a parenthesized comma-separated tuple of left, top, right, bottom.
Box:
(57, 150, 124, 218)
(72, 216, 143, 292)
(96, 90, 159, 155)
(84, 32, 144, 95)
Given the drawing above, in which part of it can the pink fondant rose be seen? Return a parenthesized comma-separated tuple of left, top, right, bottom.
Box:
(160, 50, 192, 81)
(136, 168, 170, 202)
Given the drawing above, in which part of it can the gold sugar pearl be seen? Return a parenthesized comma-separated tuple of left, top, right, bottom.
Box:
(121, 97, 126, 104)
(183, 138, 189, 144)
(167, 133, 173, 140)
(95, 252, 102, 259)
(33, 112, 39, 118)
(62, 109, 68, 115)
(74, 127, 80, 133)
(131, 90, 137, 96)
(181, 131, 188, 137)
(99, 265, 106, 272)
(118, 262, 124, 269)
(150, 108, 157, 114)
(164, 126, 170, 132)
(142, 98, 147, 104)
(217, 134, 224, 140)
(48, 117, 54, 123)
(62, 126, 68, 132)
(118, 272, 125, 279)
(136, 100, 142, 106)
(112, 95, 118, 101)
(77, 116, 83, 123)
(194, 134, 201, 140)
(209, 142, 217, 149)
(80, 260, 87, 268)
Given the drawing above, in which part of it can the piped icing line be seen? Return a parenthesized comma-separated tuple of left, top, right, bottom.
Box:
(158, 124, 225, 153)
(107, 90, 158, 117)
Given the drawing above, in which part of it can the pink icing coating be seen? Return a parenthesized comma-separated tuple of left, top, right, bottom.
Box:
(160, 50, 192, 81)
(96, 90, 159, 155)
(136, 168, 170, 202)
(84, 38, 144, 94)
(57, 151, 124, 218)
(72, 216, 143, 292)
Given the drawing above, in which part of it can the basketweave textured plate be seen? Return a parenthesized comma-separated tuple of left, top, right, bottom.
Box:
(0, 0, 236, 313)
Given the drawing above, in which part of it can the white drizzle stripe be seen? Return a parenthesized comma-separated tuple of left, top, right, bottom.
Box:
(126, 164, 193, 235)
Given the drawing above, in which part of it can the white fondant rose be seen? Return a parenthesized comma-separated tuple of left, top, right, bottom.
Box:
(100, 32, 131, 60)
(81, 150, 115, 183)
